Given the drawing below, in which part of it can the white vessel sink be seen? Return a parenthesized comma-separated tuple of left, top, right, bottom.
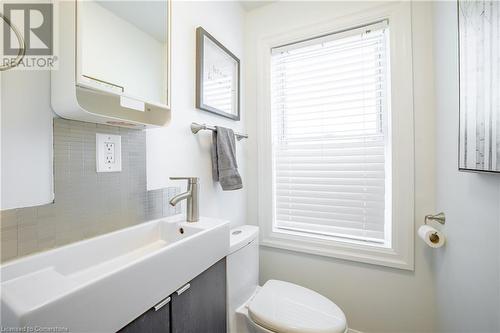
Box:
(0, 215, 230, 332)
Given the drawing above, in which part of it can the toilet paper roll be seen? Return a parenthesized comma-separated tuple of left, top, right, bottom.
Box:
(418, 225, 445, 248)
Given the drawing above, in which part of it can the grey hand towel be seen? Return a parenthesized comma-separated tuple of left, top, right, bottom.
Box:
(211, 126, 243, 191)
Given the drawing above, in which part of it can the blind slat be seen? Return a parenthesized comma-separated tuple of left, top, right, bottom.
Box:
(276, 215, 384, 230)
(276, 203, 385, 217)
(276, 221, 384, 244)
(275, 191, 385, 202)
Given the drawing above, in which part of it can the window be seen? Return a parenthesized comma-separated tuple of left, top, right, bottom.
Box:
(257, 3, 414, 270)
(271, 21, 391, 245)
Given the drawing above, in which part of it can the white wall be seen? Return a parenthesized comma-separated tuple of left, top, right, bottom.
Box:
(433, 2, 500, 332)
(1, 71, 54, 210)
(146, 1, 247, 227)
(245, 2, 438, 332)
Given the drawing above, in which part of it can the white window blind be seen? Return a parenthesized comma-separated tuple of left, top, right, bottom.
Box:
(271, 21, 391, 244)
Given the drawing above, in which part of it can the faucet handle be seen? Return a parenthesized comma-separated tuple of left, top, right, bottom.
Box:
(170, 177, 199, 184)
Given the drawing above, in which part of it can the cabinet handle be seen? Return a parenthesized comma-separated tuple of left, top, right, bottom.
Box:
(176, 283, 190, 295)
(153, 296, 171, 311)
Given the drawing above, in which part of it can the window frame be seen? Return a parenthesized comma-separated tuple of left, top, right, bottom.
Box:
(271, 20, 391, 246)
(256, 2, 414, 270)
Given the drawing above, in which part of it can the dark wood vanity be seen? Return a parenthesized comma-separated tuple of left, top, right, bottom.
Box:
(118, 258, 226, 333)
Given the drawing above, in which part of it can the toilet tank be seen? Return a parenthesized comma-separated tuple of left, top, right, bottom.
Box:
(227, 225, 259, 329)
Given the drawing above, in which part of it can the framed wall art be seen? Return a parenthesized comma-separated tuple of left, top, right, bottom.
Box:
(196, 27, 240, 120)
(458, 1, 500, 172)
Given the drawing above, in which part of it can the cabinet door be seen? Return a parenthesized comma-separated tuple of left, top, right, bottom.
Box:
(171, 258, 226, 333)
(117, 298, 170, 333)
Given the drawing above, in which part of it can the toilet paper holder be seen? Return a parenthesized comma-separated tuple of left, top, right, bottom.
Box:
(424, 212, 446, 225)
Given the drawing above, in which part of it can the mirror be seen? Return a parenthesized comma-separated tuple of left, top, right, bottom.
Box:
(50, 0, 171, 128)
(459, 1, 500, 172)
(78, 0, 169, 108)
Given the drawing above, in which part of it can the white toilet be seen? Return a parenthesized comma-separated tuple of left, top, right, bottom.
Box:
(227, 225, 348, 333)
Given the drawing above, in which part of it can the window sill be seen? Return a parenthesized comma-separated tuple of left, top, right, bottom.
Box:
(260, 228, 414, 270)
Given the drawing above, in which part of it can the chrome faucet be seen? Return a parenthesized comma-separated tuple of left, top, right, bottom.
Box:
(169, 177, 199, 222)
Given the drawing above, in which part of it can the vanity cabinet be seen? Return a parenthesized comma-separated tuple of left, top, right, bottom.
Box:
(171, 258, 226, 333)
(52, 0, 171, 128)
(118, 258, 226, 333)
(118, 302, 170, 333)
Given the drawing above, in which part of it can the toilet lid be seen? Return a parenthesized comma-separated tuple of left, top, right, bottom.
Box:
(248, 280, 347, 333)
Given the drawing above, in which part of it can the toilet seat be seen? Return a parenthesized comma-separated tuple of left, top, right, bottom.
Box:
(247, 280, 347, 333)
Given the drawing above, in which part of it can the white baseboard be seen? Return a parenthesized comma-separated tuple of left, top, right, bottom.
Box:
(348, 329, 363, 333)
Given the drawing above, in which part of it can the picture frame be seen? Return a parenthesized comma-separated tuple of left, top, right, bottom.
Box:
(196, 27, 240, 121)
(458, 0, 500, 173)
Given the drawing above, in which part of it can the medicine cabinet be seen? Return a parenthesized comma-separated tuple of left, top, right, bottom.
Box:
(51, 0, 171, 128)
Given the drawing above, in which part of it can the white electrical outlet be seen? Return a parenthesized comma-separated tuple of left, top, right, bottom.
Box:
(96, 133, 122, 172)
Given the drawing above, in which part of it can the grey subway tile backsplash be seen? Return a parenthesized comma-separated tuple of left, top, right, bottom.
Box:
(0, 226, 18, 262)
(0, 118, 180, 263)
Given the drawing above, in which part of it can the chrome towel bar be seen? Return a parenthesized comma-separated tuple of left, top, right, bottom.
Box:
(190, 122, 248, 141)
